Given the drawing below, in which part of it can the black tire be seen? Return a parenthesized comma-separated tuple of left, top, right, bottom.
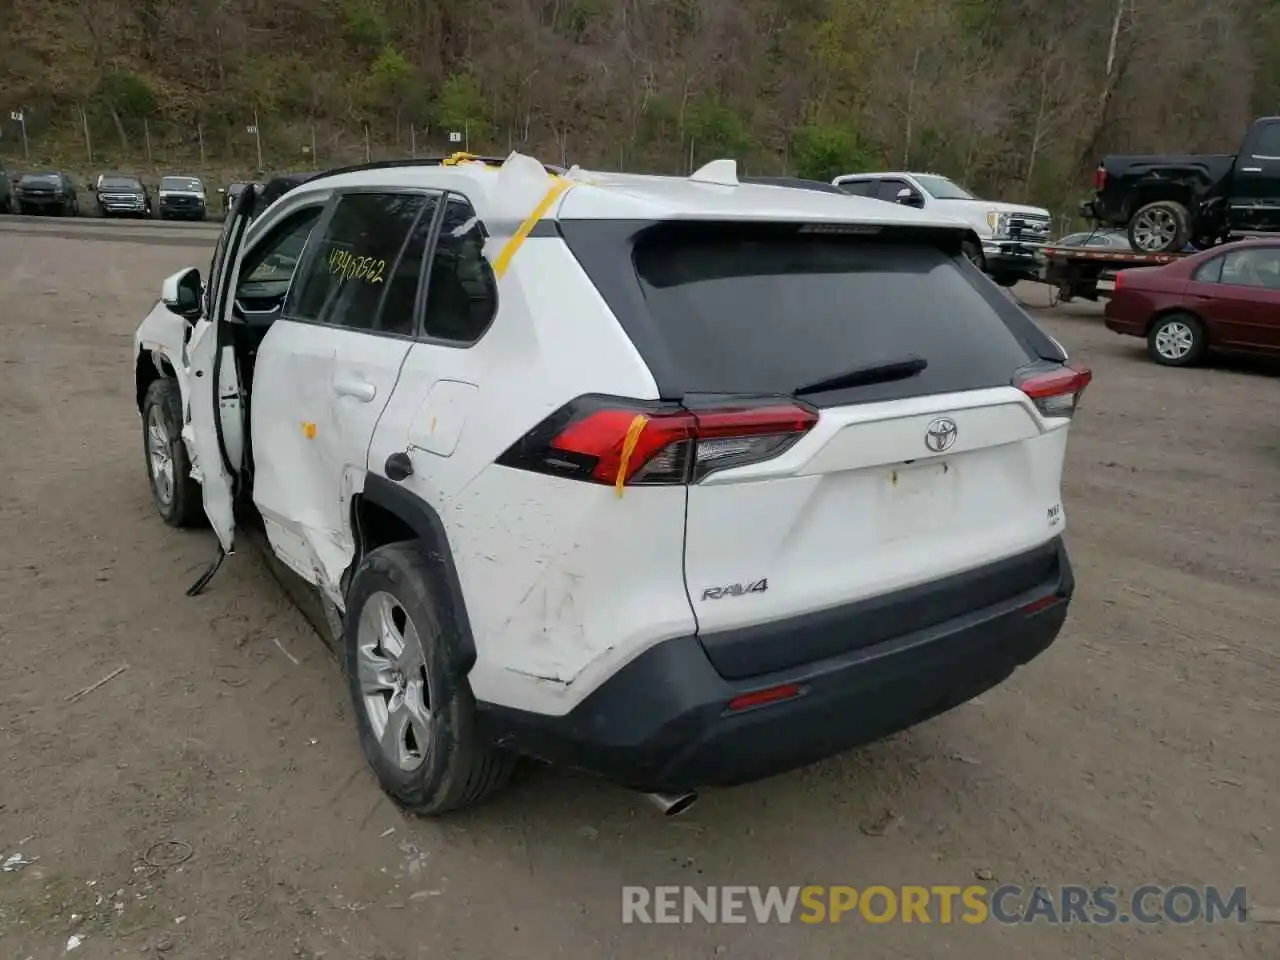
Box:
(141, 378, 206, 527)
(343, 543, 516, 815)
(1146, 311, 1207, 367)
(1127, 200, 1191, 254)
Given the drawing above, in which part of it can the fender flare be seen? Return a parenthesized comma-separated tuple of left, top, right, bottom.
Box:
(359, 474, 478, 674)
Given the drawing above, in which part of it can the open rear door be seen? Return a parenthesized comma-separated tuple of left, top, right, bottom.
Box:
(183, 186, 255, 553)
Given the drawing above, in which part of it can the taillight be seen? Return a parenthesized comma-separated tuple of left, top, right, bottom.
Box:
(1093, 165, 1106, 190)
(1112, 270, 1124, 290)
(1015, 363, 1093, 419)
(496, 395, 819, 489)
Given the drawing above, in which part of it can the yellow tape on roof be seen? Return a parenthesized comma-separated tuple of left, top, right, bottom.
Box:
(491, 177, 575, 278)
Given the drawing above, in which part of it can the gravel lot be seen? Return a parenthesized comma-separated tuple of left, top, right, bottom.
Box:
(0, 220, 1277, 959)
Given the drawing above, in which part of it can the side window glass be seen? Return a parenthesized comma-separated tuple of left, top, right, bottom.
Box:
(375, 194, 441, 337)
(1222, 248, 1280, 289)
(1250, 123, 1280, 157)
(1192, 256, 1224, 284)
(288, 192, 426, 329)
(236, 207, 323, 298)
(875, 179, 907, 202)
(837, 180, 873, 197)
(422, 195, 498, 343)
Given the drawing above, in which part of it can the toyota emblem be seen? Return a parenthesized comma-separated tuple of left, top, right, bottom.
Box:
(924, 417, 958, 453)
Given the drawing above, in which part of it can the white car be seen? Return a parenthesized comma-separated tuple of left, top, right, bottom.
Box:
(832, 171, 1052, 286)
(133, 153, 1088, 816)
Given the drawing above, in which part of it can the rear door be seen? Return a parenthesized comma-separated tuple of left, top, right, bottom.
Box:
(250, 190, 438, 595)
(625, 224, 1070, 677)
(1232, 120, 1280, 232)
(1210, 247, 1280, 350)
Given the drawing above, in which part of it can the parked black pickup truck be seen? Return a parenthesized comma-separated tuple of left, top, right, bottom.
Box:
(1082, 116, 1280, 254)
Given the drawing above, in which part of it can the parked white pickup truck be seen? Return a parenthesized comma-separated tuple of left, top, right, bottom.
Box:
(832, 171, 1051, 287)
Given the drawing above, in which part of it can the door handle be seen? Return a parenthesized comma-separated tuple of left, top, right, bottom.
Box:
(1242, 167, 1262, 172)
(333, 378, 376, 402)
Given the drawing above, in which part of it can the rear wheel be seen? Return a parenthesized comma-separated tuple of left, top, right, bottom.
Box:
(1147, 312, 1207, 367)
(1128, 200, 1191, 253)
(141, 378, 205, 527)
(343, 543, 516, 815)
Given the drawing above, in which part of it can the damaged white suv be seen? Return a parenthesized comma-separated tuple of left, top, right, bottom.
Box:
(133, 153, 1089, 815)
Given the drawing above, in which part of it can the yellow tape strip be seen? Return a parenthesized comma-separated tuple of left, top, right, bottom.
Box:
(492, 178, 574, 278)
(614, 415, 648, 498)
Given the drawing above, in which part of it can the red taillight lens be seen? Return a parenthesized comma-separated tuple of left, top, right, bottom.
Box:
(1112, 270, 1124, 290)
(1093, 165, 1106, 190)
(497, 396, 819, 487)
(1015, 363, 1093, 419)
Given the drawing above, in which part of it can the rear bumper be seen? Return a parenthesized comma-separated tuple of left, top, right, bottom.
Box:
(476, 538, 1074, 792)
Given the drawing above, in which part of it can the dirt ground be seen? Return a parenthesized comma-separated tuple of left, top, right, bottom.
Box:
(0, 219, 1276, 960)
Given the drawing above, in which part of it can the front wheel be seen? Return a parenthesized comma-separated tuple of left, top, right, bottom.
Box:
(141, 378, 205, 527)
(343, 543, 516, 815)
(1128, 200, 1191, 253)
(1147, 312, 1207, 367)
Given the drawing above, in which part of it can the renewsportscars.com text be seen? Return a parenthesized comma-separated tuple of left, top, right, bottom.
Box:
(621, 884, 1248, 925)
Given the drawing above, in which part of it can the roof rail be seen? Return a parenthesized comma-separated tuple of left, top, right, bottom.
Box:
(305, 154, 567, 183)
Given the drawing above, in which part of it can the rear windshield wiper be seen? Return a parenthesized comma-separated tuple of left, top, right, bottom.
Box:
(792, 356, 928, 397)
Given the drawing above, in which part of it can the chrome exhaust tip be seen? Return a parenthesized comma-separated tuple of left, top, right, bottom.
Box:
(646, 791, 698, 817)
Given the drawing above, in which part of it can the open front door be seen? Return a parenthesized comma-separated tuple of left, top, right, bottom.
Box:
(183, 186, 255, 553)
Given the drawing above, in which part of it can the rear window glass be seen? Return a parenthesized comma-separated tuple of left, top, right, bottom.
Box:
(627, 226, 1040, 403)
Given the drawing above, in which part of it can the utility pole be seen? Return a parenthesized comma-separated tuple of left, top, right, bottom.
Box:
(11, 109, 28, 160)
(248, 110, 263, 171)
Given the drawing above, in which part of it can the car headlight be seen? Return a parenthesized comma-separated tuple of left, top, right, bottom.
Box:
(987, 211, 1011, 237)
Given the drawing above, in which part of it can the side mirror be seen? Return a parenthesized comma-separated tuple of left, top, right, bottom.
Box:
(162, 267, 203, 320)
(896, 187, 923, 207)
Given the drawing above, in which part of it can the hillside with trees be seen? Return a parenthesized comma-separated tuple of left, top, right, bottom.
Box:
(2, 0, 1279, 215)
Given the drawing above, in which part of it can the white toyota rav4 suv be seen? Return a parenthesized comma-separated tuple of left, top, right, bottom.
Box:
(133, 153, 1088, 816)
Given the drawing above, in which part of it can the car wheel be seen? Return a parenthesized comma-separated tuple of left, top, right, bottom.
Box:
(1147, 312, 1207, 367)
(1128, 201, 1191, 254)
(141, 378, 206, 527)
(343, 542, 516, 815)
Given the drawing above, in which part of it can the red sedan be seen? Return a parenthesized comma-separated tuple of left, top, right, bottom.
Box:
(1104, 238, 1280, 366)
